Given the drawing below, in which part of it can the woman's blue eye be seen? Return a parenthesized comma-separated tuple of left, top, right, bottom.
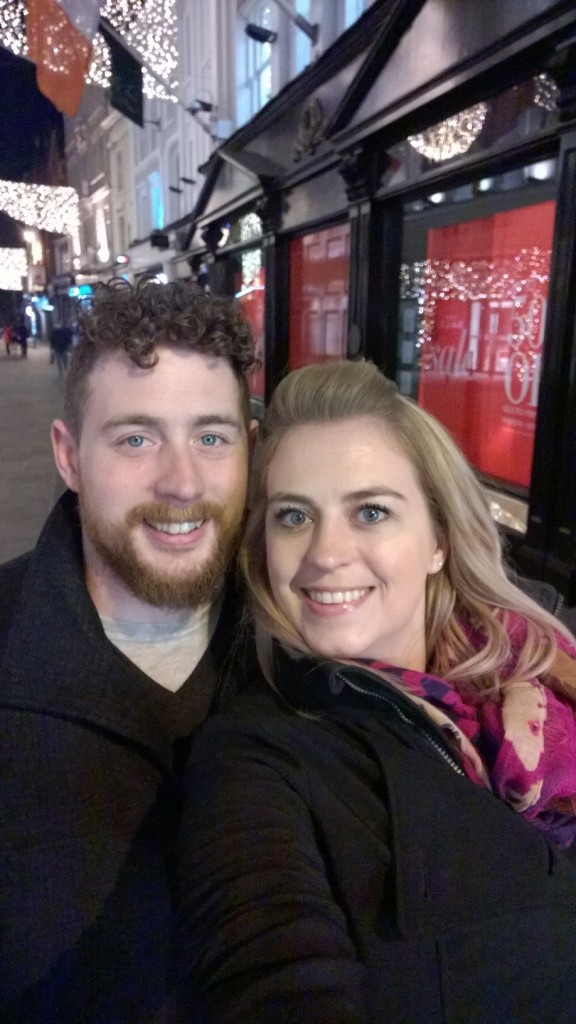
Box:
(277, 508, 308, 527)
(358, 505, 387, 524)
(200, 434, 222, 447)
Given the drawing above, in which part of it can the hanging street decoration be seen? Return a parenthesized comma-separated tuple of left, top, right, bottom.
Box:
(0, 0, 178, 111)
(0, 247, 27, 290)
(27, 0, 102, 117)
(0, 180, 79, 236)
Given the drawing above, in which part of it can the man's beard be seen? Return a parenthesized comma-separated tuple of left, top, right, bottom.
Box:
(78, 496, 244, 609)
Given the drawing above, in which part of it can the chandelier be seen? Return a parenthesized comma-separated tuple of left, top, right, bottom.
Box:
(0, 0, 178, 100)
(407, 102, 489, 163)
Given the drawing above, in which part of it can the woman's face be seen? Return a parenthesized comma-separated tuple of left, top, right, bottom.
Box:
(265, 416, 444, 671)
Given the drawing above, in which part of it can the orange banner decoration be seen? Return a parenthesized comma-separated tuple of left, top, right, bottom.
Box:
(27, 0, 101, 117)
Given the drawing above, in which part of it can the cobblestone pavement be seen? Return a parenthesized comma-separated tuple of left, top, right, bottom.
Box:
(0, 340, 66, 563)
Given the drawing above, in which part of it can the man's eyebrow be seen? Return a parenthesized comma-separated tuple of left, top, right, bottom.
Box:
(101, 413, 243, 431)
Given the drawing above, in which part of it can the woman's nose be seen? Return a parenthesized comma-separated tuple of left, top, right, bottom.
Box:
(304, 518, 353, 571)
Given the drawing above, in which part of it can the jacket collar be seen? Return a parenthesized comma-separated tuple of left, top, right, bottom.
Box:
(272, 644, 463, 766)
(0, 491, 241, 772)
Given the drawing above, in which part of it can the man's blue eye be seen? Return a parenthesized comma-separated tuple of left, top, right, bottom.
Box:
(200, 434, 221, 447)
(126, 436, 145, 448)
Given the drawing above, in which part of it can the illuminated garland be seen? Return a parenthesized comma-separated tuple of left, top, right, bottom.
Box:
(0, 247, 28, 290)
(401, 249, 550, 361)
(408, 103, 489, 162)
(0, 180, 79, 236)
(533, 72, 559, 112)
(0, 0, 178, 100)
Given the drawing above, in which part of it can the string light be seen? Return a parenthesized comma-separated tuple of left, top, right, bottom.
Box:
(408, 102, 489, 162)
(240, 213, 263, 242)
(0, 1, 178, 100)
(0, 180, 79, 236)
(400, 249, 550, 397)
(533, 72, 559, 112)
(0, 247, 27, 290)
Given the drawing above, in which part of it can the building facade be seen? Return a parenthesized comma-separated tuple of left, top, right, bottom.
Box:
(180, 0, 576, 600)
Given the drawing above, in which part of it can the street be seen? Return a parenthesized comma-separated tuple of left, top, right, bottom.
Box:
(0, 341, 65, 563)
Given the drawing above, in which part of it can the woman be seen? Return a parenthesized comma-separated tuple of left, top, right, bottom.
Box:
(178, 361, 576, 1024)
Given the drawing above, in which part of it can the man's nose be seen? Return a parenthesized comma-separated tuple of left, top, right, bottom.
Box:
(154, 443, 205, 503)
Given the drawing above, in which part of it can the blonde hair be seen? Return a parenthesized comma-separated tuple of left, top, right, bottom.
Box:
(241, 360, 576, 699)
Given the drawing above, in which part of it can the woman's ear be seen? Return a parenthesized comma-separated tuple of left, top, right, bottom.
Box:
(429, 538, 447, 575)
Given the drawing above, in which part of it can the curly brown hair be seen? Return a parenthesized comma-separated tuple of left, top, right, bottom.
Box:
(64, 278, 258, 436)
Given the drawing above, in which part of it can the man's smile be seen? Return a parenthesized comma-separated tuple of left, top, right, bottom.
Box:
(147, 519, 204, 535)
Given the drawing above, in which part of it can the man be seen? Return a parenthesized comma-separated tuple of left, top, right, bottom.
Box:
(0, 280, 258, 1022)
(50, 322, 73, 375)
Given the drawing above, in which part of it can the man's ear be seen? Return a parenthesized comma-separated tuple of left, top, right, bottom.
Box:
(249, 418, 260, 450)
(51, 419, 80, 492)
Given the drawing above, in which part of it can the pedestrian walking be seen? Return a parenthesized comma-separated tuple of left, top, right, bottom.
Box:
(50, 324, 72, 375)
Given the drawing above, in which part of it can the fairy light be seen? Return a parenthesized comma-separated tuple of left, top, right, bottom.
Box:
(0, 248, 28, 290)
(403, 249, 551, 398)
(408, 102, 489, 162)
(240, 213, 263, 242)
(0, 1, 26, 56)
(0, 180, 79, 236)
(533, 72, 559, 112)
(0, 1, 178, 100)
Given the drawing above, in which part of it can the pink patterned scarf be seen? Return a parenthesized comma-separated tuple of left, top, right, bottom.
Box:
(366, 613, 576, 848)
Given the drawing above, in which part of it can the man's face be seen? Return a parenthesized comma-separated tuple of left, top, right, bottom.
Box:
(52, 347, 249, 616)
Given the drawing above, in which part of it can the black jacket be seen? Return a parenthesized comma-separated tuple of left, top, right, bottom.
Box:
(179, 648, 576, 1024)
(0, 491, 249, 1024)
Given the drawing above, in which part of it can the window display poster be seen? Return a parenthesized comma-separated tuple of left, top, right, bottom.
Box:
(418, 201, 555, 488)
(236, 263, 265, 399)
(289, 224, 350, 370)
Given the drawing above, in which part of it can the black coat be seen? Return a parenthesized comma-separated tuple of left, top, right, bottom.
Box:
(179, 648, 576, 1024)
(0, 491, 248, 1023)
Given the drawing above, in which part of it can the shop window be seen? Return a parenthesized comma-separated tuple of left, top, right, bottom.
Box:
(398, 174, 557, 501)
(148, 171, 164, 230)
(167, 146, 181, 223)
(343, 0, 371, 30)
(294, 0, 313, 75)
(289, 223, 351, 370)
(235, 246, 265, 400)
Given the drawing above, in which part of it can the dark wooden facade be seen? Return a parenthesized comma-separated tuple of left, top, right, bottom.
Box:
(181, 0, 576, 600)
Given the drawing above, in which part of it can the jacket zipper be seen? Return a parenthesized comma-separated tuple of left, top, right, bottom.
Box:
(332, 670, 465, 776)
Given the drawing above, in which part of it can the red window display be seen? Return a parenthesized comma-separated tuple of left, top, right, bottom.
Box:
(289, 223, 351, 370)
(418, 201, 555, 488)
(236, 260, 265, 399)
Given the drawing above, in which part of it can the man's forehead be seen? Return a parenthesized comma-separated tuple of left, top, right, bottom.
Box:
(81, 347, 246, 425)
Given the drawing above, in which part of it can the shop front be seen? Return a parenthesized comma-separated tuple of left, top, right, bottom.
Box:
(183, 0, 576, 598)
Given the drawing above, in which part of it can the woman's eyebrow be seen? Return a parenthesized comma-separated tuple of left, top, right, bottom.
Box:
(342, 487, 407, 502)
(267, 492, 312, 505)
